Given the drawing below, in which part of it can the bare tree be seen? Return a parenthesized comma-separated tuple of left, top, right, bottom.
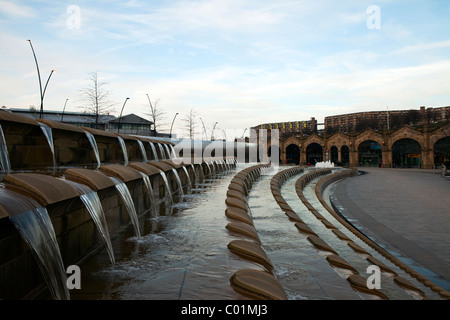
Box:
(182, 109, 198, 139)
(79, 71, 115, 128)
(145, 94, 167, 133)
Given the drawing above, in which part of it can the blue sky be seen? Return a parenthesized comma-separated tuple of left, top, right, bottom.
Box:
(1, 0, 450, 139)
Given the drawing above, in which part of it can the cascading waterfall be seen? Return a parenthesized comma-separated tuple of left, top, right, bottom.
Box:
(190, 164, 198, 183)
(80, 192, 115, 264)
(169, 144, 176, 160)
(157, 143, 166, 160)
(84, 131, 101, 169)
(117, 136, 129, 165)
(149, 142, 158, 161)
(4, 190, 69, 300)
(39, 123, 56, 170)
(204, 162, 212, 176)
(139, 172, 158, 216)
(181, 166, 192, 189)
(109, 177, 141, 239)
(0, 124, 11, 173)
(137, 140, 148, 162)
(163, 144, 171, 160)
(158, 170, 173, 205)
(171, 168, 184, 197)
(63, 179, 115, 264)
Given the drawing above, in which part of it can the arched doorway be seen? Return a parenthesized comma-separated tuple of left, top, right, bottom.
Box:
(434, 136, 450, 167)
(306, 143, 323, 165)
(358, 140, 382, 167)
(392, 138, 422, 168)
(286, 144, 300, 165)
(341, 145, 350, 166)
(330, 146, 338, 164)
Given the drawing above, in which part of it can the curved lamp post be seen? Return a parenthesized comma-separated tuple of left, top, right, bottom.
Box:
(117, 97, 130, 133)
(61, 98, 69, 122)
(170, 112, 179, 139)
(199, 117, 207, 140)
(211, 121, 218, 141)
(27, 40, 54, 119)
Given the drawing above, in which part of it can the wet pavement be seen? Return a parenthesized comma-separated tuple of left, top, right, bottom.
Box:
(330, 167, 450, 292)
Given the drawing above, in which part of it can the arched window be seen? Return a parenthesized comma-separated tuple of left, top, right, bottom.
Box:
(392, 138, 421, 168)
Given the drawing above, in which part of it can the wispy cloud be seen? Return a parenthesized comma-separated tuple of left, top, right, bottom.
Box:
(0, 0, 35, 18)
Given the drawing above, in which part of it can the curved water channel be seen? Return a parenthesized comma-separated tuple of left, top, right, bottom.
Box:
(71, 165, 444, 300)
(72, 164, 260, 300)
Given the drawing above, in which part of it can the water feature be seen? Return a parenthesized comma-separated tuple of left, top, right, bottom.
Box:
(163, 144, 171, 160)
(149, 142, 158, 161)
(157, 143, 166, 160)
(169, 144, 176, 160)
(117, 136, 128, 165)
(70, 165, 251, 300)
(181, 165, 192, 189)
(315, 160, 335, 168)
(4, 190, 69, 300)
(171, 168, 184, 198)
(0, 124, 11, 173)
(80, 192, 116, 264)
(39, 123, 56, 169)
(63, 179, 115, 265)
(204, 162, 212, 176)
(139, 172, 158, 217)
(137, 140, 148, 162)
(84, 131, 101, 169)
(110, 177, 141, 239)
(190, 164, 198, 183)
(158, 170, 173, 205)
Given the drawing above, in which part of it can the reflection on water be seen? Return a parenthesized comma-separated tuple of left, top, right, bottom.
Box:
(72, 165, 256, 300)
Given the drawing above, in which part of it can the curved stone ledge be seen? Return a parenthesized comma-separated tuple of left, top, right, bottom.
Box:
(306, 235, 339, 255)
(294, 222, 317, 236)
(225, 196, 249, 212)
(3, 173, 82, 206)
(226, 222, 261, 243)
(230, 269, 288, 300)
(326, 254, 359, 274)
(99, 164, 143, 183)
(228, 240, 273, 272)
(347, 274, 389, 300)
(226, 189, 246, 202)
(127, 162, 162, 177)
(225, 207, 253, 226)
(284, 210, 304, 223)
(393, 276, 425, 298)
(64, 168, 116, 192)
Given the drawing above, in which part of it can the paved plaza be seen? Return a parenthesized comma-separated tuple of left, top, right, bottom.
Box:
(331, 167, 450, 291)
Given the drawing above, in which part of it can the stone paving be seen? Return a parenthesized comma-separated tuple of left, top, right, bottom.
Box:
(330, 167, 450, 291)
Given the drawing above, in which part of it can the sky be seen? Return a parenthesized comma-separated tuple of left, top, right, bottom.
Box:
(1, 0, 450, 139)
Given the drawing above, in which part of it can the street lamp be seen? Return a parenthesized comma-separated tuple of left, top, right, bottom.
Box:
(211, 121, 218, 141)
(61, 98, 69, 122)
(27, 40, 54, 119)
(170, 112, 179, 139)
(117, 97, 130, 133)
(146, 93, 155, 132)
(199, 117, 207, 140)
